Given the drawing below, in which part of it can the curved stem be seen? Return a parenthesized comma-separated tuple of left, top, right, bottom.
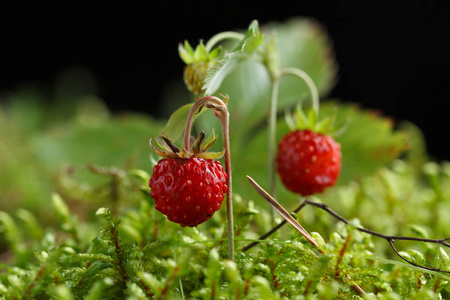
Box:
(183, 95, 234, 260)
(182, 103, 199, 153)
(279, 67, 320, 116)
(267, 68, 319, 202)
(205, 31, 245, 52)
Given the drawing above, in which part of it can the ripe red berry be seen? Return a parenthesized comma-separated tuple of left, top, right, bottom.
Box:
(149, 157, 228, 227)
(276, 130, 341, 196)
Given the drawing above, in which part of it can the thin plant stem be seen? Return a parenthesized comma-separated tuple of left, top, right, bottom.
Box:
(243, 195, 450, 274)
(279, 67, 320, 116)
(266, 67, 319, 208)
(268, 78, 281, 198)
(183, 95, 234, 260)
(220, 103, 234, 261)
(205, 31, 245, 52)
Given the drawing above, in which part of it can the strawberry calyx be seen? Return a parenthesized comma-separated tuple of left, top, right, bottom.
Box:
(149, 129, 224, 160)
(178, 40, 221, 65)
(285, 103, 346, 136)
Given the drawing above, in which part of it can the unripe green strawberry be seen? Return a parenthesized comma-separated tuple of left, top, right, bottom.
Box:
(178, 40, 221, 95)
(276, 129, 341, 196)
(183, 62, 211, 94)
(149, 157, 227, 227)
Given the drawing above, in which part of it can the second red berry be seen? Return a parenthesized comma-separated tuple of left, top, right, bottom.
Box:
(276, 129, 341, 196)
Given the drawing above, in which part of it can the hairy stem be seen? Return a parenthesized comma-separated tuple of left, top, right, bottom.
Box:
(205, 31, 245, 52)
(221, 108, 235, 261)
(183, 96, 234, 260)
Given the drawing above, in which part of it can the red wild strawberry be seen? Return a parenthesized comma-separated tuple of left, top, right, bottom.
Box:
(276, 105, 342, 196)
(276, 130, 341, 196)
(148, 131, 227, 227)
(149, 157, 227, 227)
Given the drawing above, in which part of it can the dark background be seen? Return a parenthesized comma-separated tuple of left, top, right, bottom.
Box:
(1, 2, 450, 161)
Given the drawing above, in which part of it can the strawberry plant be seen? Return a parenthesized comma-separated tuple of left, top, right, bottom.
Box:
(1, 17, 450, 299)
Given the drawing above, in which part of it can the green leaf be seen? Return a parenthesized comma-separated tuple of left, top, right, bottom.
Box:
(0, 211, 21, 249)
(330, 102, 408, 185)
(203, 20, 264, 96)
(52, 193, 70, 224)
(436, 247, 450, 271)
(235, 20, 264, 54)
(274, 18, 337, 106)
(160, 103, 200, 142)
(213, 17, 337, 125)
(406, 249, 425, 265)
(203, 54, 242, 96)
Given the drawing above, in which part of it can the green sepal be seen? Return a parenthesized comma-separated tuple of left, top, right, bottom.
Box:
(284, 108, 296, 131)
(154, 136, 171, 152)
(209, 46, 221, 60)
(179, 40, 195, 64)
(287, 102, 342, 135)
(314, 116, 333, 133)
(191, 131, 206, 154)
(195, 150, 225, 159)
(150, 129, 222, 160)
(159, 135, 181, 153)
(193, 41, 209, 62)
(149, 138, 179, 158)
(179, 40, 222, 66)
(200, 129, 219, 153)
(295, 104, 309, 130)
(307, 106, 317, 129)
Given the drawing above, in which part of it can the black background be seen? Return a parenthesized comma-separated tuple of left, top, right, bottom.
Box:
(1, 2, 450, 161)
